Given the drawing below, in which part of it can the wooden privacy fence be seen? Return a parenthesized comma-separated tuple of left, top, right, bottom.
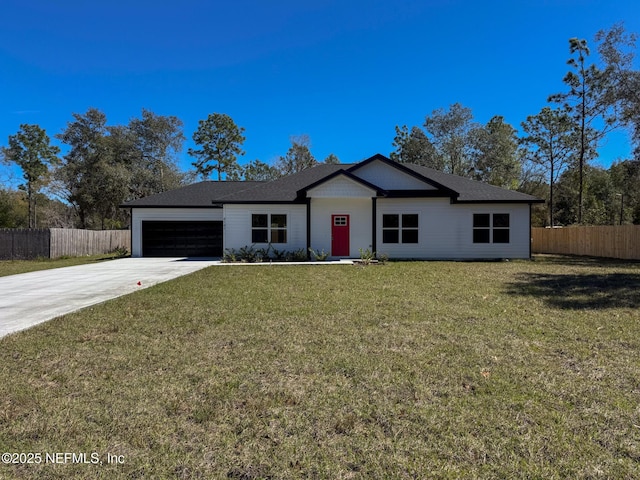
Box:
(0, 228, 130, 260)
(532, 225, 640, 260)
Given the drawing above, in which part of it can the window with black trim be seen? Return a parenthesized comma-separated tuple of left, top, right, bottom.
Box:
(382, 214, 419, 244)
(473, 213, 509, 244)
(252, 214, 287, 243)
(492, 214, 510, 243)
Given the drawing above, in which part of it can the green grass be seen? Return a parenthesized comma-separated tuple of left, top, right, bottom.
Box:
(0, 254, 125, 277)
(1, 256, 639, 479)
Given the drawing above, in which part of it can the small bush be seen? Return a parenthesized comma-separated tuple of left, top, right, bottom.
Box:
(223, 245, 311, 262)
(309, 248, 330, 261)
(109, 245, 129, 258)
(238, 245, 258, 263)
(222, 248, 238, 263)
(256, 245, 271, 262)
(358, 248, 376, 265)
(271, 247, 287, 261)
(286, 249, 308, 262)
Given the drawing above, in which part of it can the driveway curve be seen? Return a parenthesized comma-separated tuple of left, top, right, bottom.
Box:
(0, 258, 219, 338)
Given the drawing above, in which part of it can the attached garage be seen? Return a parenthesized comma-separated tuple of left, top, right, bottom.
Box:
(123, 183, 263, 258)
(141, 221, 223, 257)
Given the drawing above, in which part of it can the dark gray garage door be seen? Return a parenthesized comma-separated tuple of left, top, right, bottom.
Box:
(142, 221, 223, 257)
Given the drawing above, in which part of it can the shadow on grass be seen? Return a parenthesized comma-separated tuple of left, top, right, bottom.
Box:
(506, 272, 640, 310)
(531, 254, 640, 268)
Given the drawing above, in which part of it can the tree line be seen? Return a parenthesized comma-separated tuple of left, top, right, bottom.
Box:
(1, 23, 639, 229)
(0, 109, 340, 229)
(390, 24, 640, 227)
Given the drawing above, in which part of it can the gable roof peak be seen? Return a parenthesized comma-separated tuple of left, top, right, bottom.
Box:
(348, 153, 459, 196)
(297, 168, 384, 197)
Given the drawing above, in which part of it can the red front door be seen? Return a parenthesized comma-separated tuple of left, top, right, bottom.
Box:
(331, 215, 350, 257)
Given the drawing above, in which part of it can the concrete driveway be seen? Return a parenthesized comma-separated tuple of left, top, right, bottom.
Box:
(0, 258, 219, 338)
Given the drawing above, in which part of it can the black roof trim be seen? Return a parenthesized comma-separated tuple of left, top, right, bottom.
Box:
(297, 169, 385, 198)
(125, 205, 224, 209)
(385, 189, 452, 198)
(216, 200, 305, 205)
(452, 199, 546, 205)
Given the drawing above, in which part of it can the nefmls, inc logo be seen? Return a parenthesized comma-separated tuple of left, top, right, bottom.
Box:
(46, 452, 101, 464)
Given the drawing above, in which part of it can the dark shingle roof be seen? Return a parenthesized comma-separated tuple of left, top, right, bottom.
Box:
(219, 164, 347, 202)
(401, 164, 542, 203)
(121, 181, 264, 207)
(121, 155, 543, 208)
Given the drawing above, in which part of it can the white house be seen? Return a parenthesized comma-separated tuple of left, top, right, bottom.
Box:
(121, 154, 543, 259)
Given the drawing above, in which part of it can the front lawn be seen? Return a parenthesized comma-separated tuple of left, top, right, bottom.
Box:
(0, 254, 125, 278)
(1, 257, 639, 479)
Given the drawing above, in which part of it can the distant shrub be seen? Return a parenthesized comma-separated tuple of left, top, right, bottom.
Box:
(223, 245, 311, 262)
(358, 248, 376, 265)
(238, 245, 258, 263)
(109, 245, 129, 258)
(309, 247, 329, 261)
(271, 247, 287, 261)
(287, 249, 308, 262)
(222, 248, 238, 263)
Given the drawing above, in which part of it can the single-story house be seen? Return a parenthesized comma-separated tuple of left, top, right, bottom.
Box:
(121, 154, 544, 259)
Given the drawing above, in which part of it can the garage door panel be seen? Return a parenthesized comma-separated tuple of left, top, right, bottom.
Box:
(142, 221, 223, 257)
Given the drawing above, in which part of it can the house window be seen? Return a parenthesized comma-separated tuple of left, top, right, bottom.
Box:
(270, 214, 287, 243)
(473, 213, 509, 244)
(252, 214, 268, 242)
(382, 214, 418, 244)
(402, 214, 419, 243)
(252, 214, 287, 243)
(473, 214, 490, 243)
(492, 214, 510, 243)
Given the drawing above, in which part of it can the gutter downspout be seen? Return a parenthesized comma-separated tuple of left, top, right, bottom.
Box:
(529, 203, 532, 259)
(306, 198, 311, 260)
(372, 197, 377, 257)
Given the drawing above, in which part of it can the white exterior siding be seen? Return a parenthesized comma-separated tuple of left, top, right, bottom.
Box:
(352, 160, 434, 190)
(376, 198, 530, 259)
(131, 201, 531, 260)
(456, 203, 530, 259)
(130, 208, 223, 257)
(310, 198, 372, 258)
(307, 175, 376, 198)
(223, 204, 307, 252)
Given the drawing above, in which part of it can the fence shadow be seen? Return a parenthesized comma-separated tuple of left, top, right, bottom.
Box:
(505, 271, 640, 310)
(531, 254, 640, 268)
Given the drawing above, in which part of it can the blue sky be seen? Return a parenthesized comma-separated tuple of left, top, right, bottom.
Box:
(1, 0, 639, 185)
